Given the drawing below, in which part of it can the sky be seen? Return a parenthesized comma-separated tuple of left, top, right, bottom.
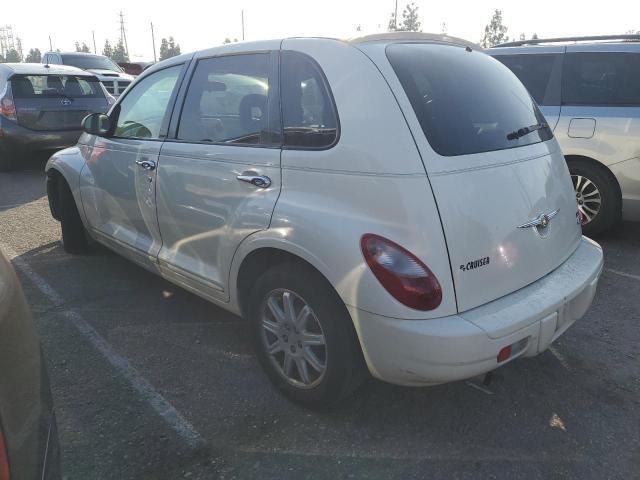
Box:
(3, 0, 639, 61)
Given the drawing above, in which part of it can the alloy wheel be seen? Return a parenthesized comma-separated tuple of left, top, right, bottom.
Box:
(260, 289, 327, 389)
(572, 174, 602, 225)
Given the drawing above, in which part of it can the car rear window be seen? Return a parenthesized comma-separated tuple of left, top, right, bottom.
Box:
(10, 75, 103, 99)
(61, 54, 122, 72)
(562, 52, 640, 106)
(493, 53, 559, 105)
(386, 43, 552, 157)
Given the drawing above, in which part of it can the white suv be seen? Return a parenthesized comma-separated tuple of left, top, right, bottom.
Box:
(45, 33, 604, 408)
(43, 52, 134, 97)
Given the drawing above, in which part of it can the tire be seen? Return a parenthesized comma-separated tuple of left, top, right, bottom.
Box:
(248, 262, 366, 409)
(57, 178, 89, 254)
(567, 158, 621, 236)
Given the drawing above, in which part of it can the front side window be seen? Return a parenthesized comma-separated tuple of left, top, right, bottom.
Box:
(10, 75, 103, 98)
(562, 52, 640, 106)
(281, 51, 338, 148)
(114, 65, 181, 139)
(387, 43, 552, 157)
(494, 54, 559, 105)
(177, 54, 273, 145)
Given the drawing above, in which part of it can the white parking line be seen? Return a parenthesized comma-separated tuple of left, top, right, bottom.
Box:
(549, 346, 571, 370)
(606, 268, 640, 282)
(2, 244, 205, 449)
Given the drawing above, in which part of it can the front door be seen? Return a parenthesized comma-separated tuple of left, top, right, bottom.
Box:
(156, 50, 282, 300)
(80, 64, 183, 268)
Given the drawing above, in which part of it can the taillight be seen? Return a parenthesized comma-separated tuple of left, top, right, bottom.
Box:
(361, 234, 442, 311)
(0, 84, 16, 122)
(0, 428, 10, 480)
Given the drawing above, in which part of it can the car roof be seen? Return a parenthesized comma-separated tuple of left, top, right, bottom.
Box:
(45, 51, 104, 57)
(492, 34, 640, 50)
(140, 33, 482, 81)
(0, 63, 95, 77)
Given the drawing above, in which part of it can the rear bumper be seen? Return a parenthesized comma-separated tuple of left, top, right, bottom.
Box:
(0, 118, 81, 155)
(350, 236, 603, 386)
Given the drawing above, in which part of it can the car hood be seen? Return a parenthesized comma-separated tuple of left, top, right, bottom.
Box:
(87, 69, 134, 81)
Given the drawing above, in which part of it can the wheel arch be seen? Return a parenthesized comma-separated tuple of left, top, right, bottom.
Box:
(231, 237, 336, 319)
(44, 147, 88, 228)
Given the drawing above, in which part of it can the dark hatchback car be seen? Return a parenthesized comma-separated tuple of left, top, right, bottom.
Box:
(0, 250, 61, 479)
(0, 63, 109, 171)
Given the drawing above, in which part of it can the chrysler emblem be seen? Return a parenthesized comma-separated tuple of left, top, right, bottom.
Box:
(517, 209, 560, 238)
(540, 215, 550, 228)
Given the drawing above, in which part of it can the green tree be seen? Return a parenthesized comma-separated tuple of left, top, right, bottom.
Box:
(223, 37, 238, 44)
(111, 39, 129, 62)
(480, 9, 510, 47)
(75, 42, 91, 53)
(532, 33, 539, 39)
(159, 36, 181, 60)
(0, 54, 4, 63)
(388, 3, 421, 32)
(5, 49, 21, 63)
(25, 48, 42, 63)
(102, 39, 113, 58)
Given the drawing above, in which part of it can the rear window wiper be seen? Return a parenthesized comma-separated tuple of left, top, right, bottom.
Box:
(506, 123, 548, 140)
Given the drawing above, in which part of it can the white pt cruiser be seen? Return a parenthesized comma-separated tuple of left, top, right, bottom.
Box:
(46, 33, 604, 408)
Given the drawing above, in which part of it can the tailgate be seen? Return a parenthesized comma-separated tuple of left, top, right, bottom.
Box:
(429, 147, 582, 312)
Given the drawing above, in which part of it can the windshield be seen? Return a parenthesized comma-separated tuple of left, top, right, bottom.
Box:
(386, 43, 552, 156)
(61, 54, 123, 72)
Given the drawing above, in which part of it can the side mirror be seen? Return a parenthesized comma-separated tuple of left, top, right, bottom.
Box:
(82, 113, 111, 136)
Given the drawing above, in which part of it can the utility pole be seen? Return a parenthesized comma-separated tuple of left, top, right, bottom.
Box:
(394, 0, 398, 30)
(119, 11, 129, 57)
(92, 31, 97, 53)
(241, 9, 245, 41)
(49, 35, 53, 51)
(150, 22, 157, 63)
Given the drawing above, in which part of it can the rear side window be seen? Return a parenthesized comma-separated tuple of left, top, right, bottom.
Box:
(562, 52, 640, 106)
(281, 51, 338, 149)
(178, 53, 275, 146)
(10, 75, 103, 99)
(387, 43, 552, 157)
(494, 54, 559, 105)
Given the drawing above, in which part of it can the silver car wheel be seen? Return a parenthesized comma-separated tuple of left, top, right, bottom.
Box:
(260, 289, 327, 389)
(572, 174, 602, 225)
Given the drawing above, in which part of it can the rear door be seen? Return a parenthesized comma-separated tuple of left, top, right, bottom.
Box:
(10, 74, 107, 132)
(377, 42, 582, 312)
(490, 46, 564, 130)
(155, 48, 282, 300)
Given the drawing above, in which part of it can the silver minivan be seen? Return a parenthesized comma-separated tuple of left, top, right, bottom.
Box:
(491, 35, 640, 235)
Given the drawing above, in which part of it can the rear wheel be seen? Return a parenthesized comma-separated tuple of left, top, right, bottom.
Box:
(248, 263, 366, 409)
(567, 158, 621, 236)
(57, 178, 89, 254)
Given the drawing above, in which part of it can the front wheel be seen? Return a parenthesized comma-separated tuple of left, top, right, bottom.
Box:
(57, 178, 90, 254)
(248, 263, 366, 409)
(567, 159, 621, 236)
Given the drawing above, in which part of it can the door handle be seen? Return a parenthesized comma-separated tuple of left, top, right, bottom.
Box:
(135, 159, 156, 171)
(236, 174, 271, 189)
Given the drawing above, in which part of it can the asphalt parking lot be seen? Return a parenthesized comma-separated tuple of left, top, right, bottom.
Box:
(0, 167, 638, 480)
